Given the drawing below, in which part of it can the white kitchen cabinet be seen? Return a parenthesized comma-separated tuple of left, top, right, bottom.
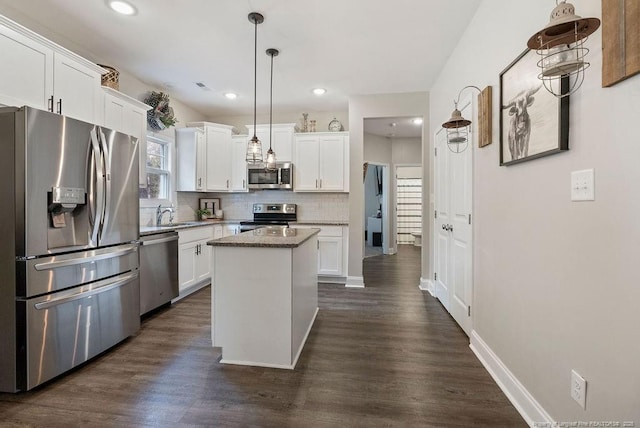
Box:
(294, 132, 349, 192)
(0, 16, 104, 124)
(180, 122, 235, 192)
(102, 87, 151, 187)
(230, 136, 248, 192)
(291, 225, 348, 279)
(178, 226, 213, 296)
(223, 224, 241, 237)
(53, 54, 103, 124)
(246, 123, 296, 162)
(176, 128, 206, 191)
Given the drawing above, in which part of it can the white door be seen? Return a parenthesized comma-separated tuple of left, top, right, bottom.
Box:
(434, 128, 451, 309)
(230, 136, 248, 192)
(318, 135, 345, 191)
(53, 54, 101, 123)
(206, 126, 231, 191)
(433, 95, 473, 335)
(0, 24, 53, 110)
(179, 241, 197, 292)
(318, 237, 343, 276)
(294, 135, 320, 191)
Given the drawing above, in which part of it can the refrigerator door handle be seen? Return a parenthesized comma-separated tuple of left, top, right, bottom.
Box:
(89, 127, 104, 246)
(98, 128, 111, 241)
(33, 271, 139, 310)
(33, 244, 138, 271)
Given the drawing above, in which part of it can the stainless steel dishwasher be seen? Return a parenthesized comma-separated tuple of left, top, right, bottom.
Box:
(139, 231, 179, 316)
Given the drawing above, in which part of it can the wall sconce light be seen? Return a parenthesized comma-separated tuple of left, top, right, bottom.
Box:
(527, 1, 600, 98)
(442, 86, 493, 153)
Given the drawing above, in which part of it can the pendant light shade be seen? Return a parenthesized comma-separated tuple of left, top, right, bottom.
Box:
(527, 1, 600, 98)
(265, 48, 279, 171)
(246, 12, 264, 164)
(441, 85, 481, 153)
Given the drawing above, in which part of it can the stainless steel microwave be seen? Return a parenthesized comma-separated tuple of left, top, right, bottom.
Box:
(247, 162, 293, 189)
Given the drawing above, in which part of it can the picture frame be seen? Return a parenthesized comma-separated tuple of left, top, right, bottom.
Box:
(199, 198, 220, 219)
(499, 49, 569, 166)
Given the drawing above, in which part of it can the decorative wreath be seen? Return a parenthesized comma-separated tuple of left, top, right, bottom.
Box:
(144, 91, 177, 131)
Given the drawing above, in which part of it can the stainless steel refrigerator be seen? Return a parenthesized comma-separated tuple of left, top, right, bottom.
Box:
(0, 106, 140, 392)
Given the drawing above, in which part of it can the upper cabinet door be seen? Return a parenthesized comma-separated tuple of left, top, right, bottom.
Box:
(294, 135, 321, 191)
(0, 24, 53, 110)
(205, 125, 232, 191)
(53, 54, 102, 124)
(230, 136, 248, 192)
(318, 135, 345, 191)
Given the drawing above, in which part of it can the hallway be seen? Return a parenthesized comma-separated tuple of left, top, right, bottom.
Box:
(0, 246, 524, 427)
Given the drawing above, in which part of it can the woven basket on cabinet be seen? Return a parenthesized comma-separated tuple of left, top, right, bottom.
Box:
(98, 64, 120, 90)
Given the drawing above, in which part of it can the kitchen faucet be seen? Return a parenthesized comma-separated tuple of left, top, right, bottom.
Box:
(156, 205, 174, 226)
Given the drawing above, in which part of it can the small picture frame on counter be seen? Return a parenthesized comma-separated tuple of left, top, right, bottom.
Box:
(199, 198, 220, 219)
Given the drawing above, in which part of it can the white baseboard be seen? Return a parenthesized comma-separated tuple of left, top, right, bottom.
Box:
(470, 331, 553, 427)
(418, 277, 435, 296)
(345, 276, 365, 288)
(171, 281, 209, 304)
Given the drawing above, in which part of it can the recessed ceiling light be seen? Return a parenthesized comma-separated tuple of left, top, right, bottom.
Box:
(312, 88, 326, 96)
(412, 118, 423, 125)
(107, 0, 137, 16)
(224, 93, 238, 100)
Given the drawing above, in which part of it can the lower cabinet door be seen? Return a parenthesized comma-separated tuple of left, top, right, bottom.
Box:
(178, 241, 197, 292)
(194, 240, 211, 283)
(318, 237, 343, 276)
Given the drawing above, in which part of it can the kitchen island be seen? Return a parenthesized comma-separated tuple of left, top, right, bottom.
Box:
(207, 227, 320, 369)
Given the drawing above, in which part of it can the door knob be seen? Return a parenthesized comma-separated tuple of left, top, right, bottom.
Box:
(442, 224, 446, 230)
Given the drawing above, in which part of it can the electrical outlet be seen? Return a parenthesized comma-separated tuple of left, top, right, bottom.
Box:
(571, 169, 595, 201)
(571, 370, 587, 409)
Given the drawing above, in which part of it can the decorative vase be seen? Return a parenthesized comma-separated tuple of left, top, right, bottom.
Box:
(309, 119, 316, 133)
(302, 113, 309, 132)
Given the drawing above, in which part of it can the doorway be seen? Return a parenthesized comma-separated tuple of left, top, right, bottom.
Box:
(396, 165, 422, 246)
(364, 162, 388, 257)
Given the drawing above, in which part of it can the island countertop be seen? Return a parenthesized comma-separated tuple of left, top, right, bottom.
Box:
(207, 227, 320, 248)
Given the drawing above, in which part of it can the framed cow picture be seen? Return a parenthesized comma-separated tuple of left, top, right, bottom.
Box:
(499, 49, 569, 166)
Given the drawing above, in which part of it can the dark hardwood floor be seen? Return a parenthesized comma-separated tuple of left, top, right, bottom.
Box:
(0, 245, 525, 427)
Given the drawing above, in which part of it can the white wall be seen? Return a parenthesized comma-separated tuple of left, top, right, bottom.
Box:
(348, 92, 429, 286)
(391, 137, 421, 165)
(430, 0, 640, 423)
(364, 132, 392, 163)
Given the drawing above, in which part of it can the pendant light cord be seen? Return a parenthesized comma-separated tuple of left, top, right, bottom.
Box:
(253, 17, 258, 140)
(269, 52, 274, 151)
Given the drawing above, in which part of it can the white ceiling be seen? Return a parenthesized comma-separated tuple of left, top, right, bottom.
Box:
(0, 0, 481, 118)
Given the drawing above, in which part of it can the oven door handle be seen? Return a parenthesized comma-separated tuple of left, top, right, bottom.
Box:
(33, 272, 139, 310)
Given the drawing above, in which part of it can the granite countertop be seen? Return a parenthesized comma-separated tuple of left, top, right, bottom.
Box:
(207, 228, 320, 248)
(291, 221, 348, 226)
(140, 219, 250, 236)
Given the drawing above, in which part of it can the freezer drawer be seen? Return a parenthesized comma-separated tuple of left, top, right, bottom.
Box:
(17, 271, 140, 391)
(17, 243, 139, 298)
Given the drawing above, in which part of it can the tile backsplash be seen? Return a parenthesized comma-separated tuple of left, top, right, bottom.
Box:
(172, 191, 349, 223)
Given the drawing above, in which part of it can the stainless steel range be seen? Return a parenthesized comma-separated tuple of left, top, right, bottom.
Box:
(239, 203, 297, 232)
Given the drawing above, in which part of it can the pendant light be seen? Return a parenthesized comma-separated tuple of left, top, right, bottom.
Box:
(527, 1, 600, 98)
(265, 48, 279, 171)
(441, 85, 481, 153)
(246, 12, 264, 164)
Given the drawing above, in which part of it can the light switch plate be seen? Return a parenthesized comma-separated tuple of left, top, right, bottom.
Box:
(571, 169, 595, 201)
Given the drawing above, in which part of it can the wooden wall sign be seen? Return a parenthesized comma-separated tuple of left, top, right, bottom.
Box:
(602, 0, 640, 87)
(478, 86, 492, 147)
